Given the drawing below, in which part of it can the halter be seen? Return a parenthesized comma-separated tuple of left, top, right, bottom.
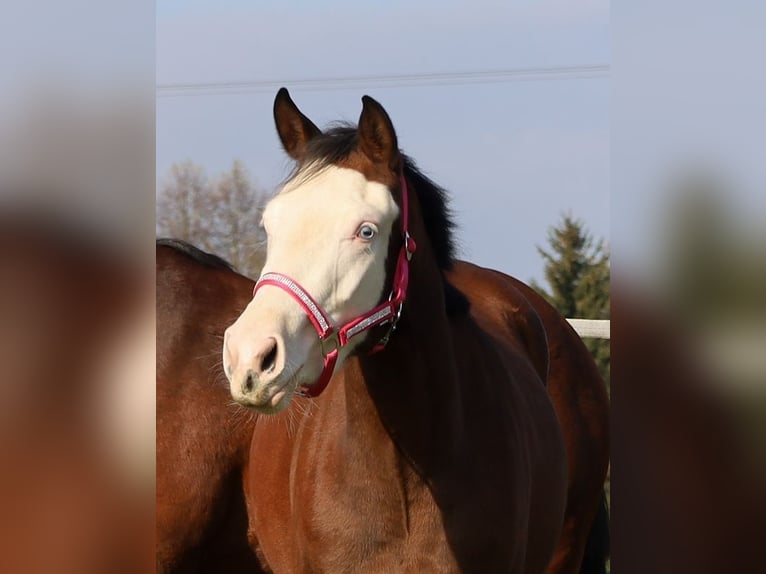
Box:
(252, 175, 417, 398)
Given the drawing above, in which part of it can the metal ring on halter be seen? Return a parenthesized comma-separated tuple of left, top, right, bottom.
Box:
(404, 231, 415, 261)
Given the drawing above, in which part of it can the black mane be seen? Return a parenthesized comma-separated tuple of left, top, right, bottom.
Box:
(294, 124, 459, 271)
(157, 238, 236, 271)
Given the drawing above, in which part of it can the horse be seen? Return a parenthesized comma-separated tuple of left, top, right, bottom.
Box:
(157, 242, 609, 574)
(222, 88, 569, 572)
(155, 247, 609, 574)
(446, 262, 610, 574)
(155, 239, 265, 573)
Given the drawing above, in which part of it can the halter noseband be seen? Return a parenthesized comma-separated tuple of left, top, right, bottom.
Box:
(252, 175, 416, 398)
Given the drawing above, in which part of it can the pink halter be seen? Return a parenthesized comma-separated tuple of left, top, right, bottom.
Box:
(253, 175, 416, 397)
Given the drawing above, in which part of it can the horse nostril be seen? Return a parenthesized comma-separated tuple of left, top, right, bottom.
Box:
(243, 371, 255, 393)
(262, 340, 278, 373)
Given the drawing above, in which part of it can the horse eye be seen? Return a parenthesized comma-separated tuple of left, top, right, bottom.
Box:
(357, 224, 376, 240)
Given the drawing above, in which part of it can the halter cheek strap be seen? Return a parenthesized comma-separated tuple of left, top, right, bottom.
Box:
(252, 175, 416, 398)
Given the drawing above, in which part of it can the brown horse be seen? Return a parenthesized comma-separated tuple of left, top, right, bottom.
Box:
(157, 243, 608, 574)
(446, 263, 610, 574)
(156, 242, 609, 573)
(223, 89, 569, 572)
(156, 246, 609, 574)
(156, 239, 265, 573)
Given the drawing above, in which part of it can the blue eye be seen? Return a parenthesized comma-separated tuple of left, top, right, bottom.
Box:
(357, 224, 376, 240)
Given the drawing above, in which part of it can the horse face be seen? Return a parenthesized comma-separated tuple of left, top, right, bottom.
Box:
(223, 165, 399, 412)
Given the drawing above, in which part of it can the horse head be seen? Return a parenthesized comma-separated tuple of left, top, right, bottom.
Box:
(223, 89, 413, 413)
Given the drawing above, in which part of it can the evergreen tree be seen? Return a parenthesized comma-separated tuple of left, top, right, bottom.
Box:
(532, 214, 610, 383)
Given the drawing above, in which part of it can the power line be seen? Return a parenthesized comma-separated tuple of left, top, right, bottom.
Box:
(156, 64, 610, 97)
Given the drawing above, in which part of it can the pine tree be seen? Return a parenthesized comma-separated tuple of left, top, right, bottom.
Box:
(532, 214, 610, 383)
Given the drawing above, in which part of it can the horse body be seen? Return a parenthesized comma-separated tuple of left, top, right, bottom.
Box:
(156, 240, 264, 573)
(155, 89, 607, 573)
(505, 277, 609, 574)
(224, 89, 568, 573)
(245, 236, 567, 573)
(157, 242, 608, 572)
(446, 262, 610, 573)
(156, 244, 608, 573)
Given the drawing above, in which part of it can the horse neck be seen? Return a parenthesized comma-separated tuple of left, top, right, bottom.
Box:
(351, 204, 465, 476)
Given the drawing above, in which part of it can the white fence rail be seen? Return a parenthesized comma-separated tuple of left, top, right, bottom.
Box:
(566, 319, 610, 340)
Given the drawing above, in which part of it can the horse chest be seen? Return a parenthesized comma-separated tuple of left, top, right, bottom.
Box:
(246, 398, 440, 571)
(299, 446, 460, 573)
(297, 455, 527, 573)
(248, 378, 536, 573)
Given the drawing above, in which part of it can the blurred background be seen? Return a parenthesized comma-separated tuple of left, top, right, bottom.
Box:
(0, 1, 155, 572)
(612, 2, 765, 572)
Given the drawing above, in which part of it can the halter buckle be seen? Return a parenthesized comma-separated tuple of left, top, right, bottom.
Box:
(320, 331, 341, 357)
(374, 301, 404, 352)
(404, 231, 415, 261)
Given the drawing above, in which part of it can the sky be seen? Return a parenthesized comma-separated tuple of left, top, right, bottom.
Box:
(156, 0, 610, 284)
(611, 1, 766, 281)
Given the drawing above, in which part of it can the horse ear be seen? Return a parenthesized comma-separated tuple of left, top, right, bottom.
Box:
(358, 95, 400, 171)
(273, 87, 321, 160)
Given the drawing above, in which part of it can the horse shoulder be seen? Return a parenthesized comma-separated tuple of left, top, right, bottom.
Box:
(446, 260, 549, 384)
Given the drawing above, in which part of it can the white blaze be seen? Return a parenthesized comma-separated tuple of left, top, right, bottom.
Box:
(224, 165, 399, 407)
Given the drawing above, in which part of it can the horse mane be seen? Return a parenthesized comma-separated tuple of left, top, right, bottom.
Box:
(293, 124, 459, 271)
(157, 238, 236, 272)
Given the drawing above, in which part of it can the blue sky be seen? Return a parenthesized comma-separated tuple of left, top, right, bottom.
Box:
(157, 0, 609, 284)
(611, 1, 766, 279)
